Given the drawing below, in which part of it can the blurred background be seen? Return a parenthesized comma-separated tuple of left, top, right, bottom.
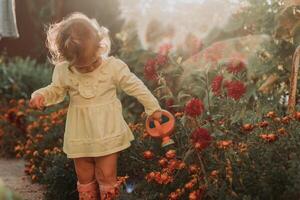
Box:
(2, 1, 300, 200)
(0, 0, 123, 61)
(0, 0, 244, 61)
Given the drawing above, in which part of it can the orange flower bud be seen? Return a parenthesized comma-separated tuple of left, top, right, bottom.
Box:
(143, 150, 154, 159)
(189, 164, 200, 174)
(266, 111, 276, 118)
(165, 149, 176, 159)
(242, 123, 254, 131)
(258, 121, 269, 128)
(294, 112, 300, 121)
(278, 128, 287, 135)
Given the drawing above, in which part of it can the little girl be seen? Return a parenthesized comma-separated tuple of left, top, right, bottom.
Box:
(29, 12, 162, 200)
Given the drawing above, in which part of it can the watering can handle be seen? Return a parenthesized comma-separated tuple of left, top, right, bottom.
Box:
(153, 119, 162, 133)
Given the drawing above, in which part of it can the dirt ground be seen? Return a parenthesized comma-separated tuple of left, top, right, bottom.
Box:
(0, 158, 45, 200)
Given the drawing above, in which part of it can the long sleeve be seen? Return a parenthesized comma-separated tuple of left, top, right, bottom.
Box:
(31, 63, 67, 106)
(113, 58, 162, 116)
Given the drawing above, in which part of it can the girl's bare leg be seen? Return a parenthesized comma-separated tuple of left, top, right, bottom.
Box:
(74, 157, 99, 200)
(94, 152, 119, 199)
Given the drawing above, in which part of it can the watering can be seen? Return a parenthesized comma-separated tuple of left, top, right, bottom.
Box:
(145, 109, 175, 147)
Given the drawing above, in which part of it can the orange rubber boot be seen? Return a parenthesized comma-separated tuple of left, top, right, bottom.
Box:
(99, 182, 120, 200)
(77, 180, 100, 200)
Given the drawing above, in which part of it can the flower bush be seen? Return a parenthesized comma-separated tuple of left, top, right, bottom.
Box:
(1, 48, 300, 200)
(3, 1, 300, 199)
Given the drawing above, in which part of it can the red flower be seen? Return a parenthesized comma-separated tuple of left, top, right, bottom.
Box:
(211, 75, 223, 96)
(155, 54, 168, 66)
(143, 150, 154, 159)
(226, 59, 246, 74)
(190, 128, 212, 151)
(166, 98, 174, 107)
(158, 43, 173, 55)
(185, 98, 205, 117)
(225, 80, 246, 100)
(165, 98, 176, 113)
(189, 186, 206, 200)
(203, 42, 225, 63)
(144, 59, 158, 80)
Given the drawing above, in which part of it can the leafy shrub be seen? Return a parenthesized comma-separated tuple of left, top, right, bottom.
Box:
(0, 57, 51, 100)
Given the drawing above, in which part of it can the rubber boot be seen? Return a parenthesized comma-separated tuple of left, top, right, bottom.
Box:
(99, 182, 120, 200)
(77, 180, 100, 200)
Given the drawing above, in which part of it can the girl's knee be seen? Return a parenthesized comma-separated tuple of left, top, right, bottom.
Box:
(73, 157, 96, 184)
(95, 168, 117, 185)
(95, 172, 117, 185)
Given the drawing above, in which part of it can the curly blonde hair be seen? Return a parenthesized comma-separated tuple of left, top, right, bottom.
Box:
(46, 12, 111, 67)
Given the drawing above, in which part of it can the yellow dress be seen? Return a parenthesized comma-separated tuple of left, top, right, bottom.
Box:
(31, 56, 162, 158)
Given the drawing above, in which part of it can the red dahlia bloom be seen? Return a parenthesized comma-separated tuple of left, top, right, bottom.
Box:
(159, 43, 173, 55)
(203, 42, 225, 63)
(211, 75, 224, 96)
(165, 98, 176, 113)
(185, 98, 205, 117)
(190, 128, 212, 151)
(226, 59, 246, 74)
(155, 54, 168, 66)
(225, 80, 246, 100)
(144, 59, 158, 80)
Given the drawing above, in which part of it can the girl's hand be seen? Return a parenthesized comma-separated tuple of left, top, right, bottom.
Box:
(149, 110, 163, 122)
(29, 94, 45, 110)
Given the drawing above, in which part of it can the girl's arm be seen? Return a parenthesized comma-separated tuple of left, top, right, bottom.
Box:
(113, 58, 162, 116)
(31, 63, 67, 106)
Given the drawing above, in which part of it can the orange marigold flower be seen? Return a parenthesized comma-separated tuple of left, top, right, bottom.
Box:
(294, 112, 300, 121)
(168, 192, 180, 200)
(259, 134, 277, 142)
(189, 186, 206, 200)
(258, 121, 269, 128)
(165, 149, 176, 159)
(143, 150, 154, 160)
(242, 123, 255, 132)
(278, 128, 288, 135)
(167, 159, 178, 171)
(185, 182, 195, 190)
(158, 158, 168, 168)
(217, 140, 232, 149)
(189, 164, 200, 174)
(210, 170, 219, 178)
(281, 116, 291, 124)
(266, 111, 276, 118)
(177, 160, 186, 170)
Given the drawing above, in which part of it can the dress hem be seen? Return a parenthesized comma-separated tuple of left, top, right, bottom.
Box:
(64, 141, 133, 158)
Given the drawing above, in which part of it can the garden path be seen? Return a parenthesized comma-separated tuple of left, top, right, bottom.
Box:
(0, 158, 45, 200)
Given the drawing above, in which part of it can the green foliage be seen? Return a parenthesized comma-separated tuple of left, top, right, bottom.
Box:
(42, 155, 78, 200)
(2, 1, 300, 199)
(0, 57, 51, 100)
